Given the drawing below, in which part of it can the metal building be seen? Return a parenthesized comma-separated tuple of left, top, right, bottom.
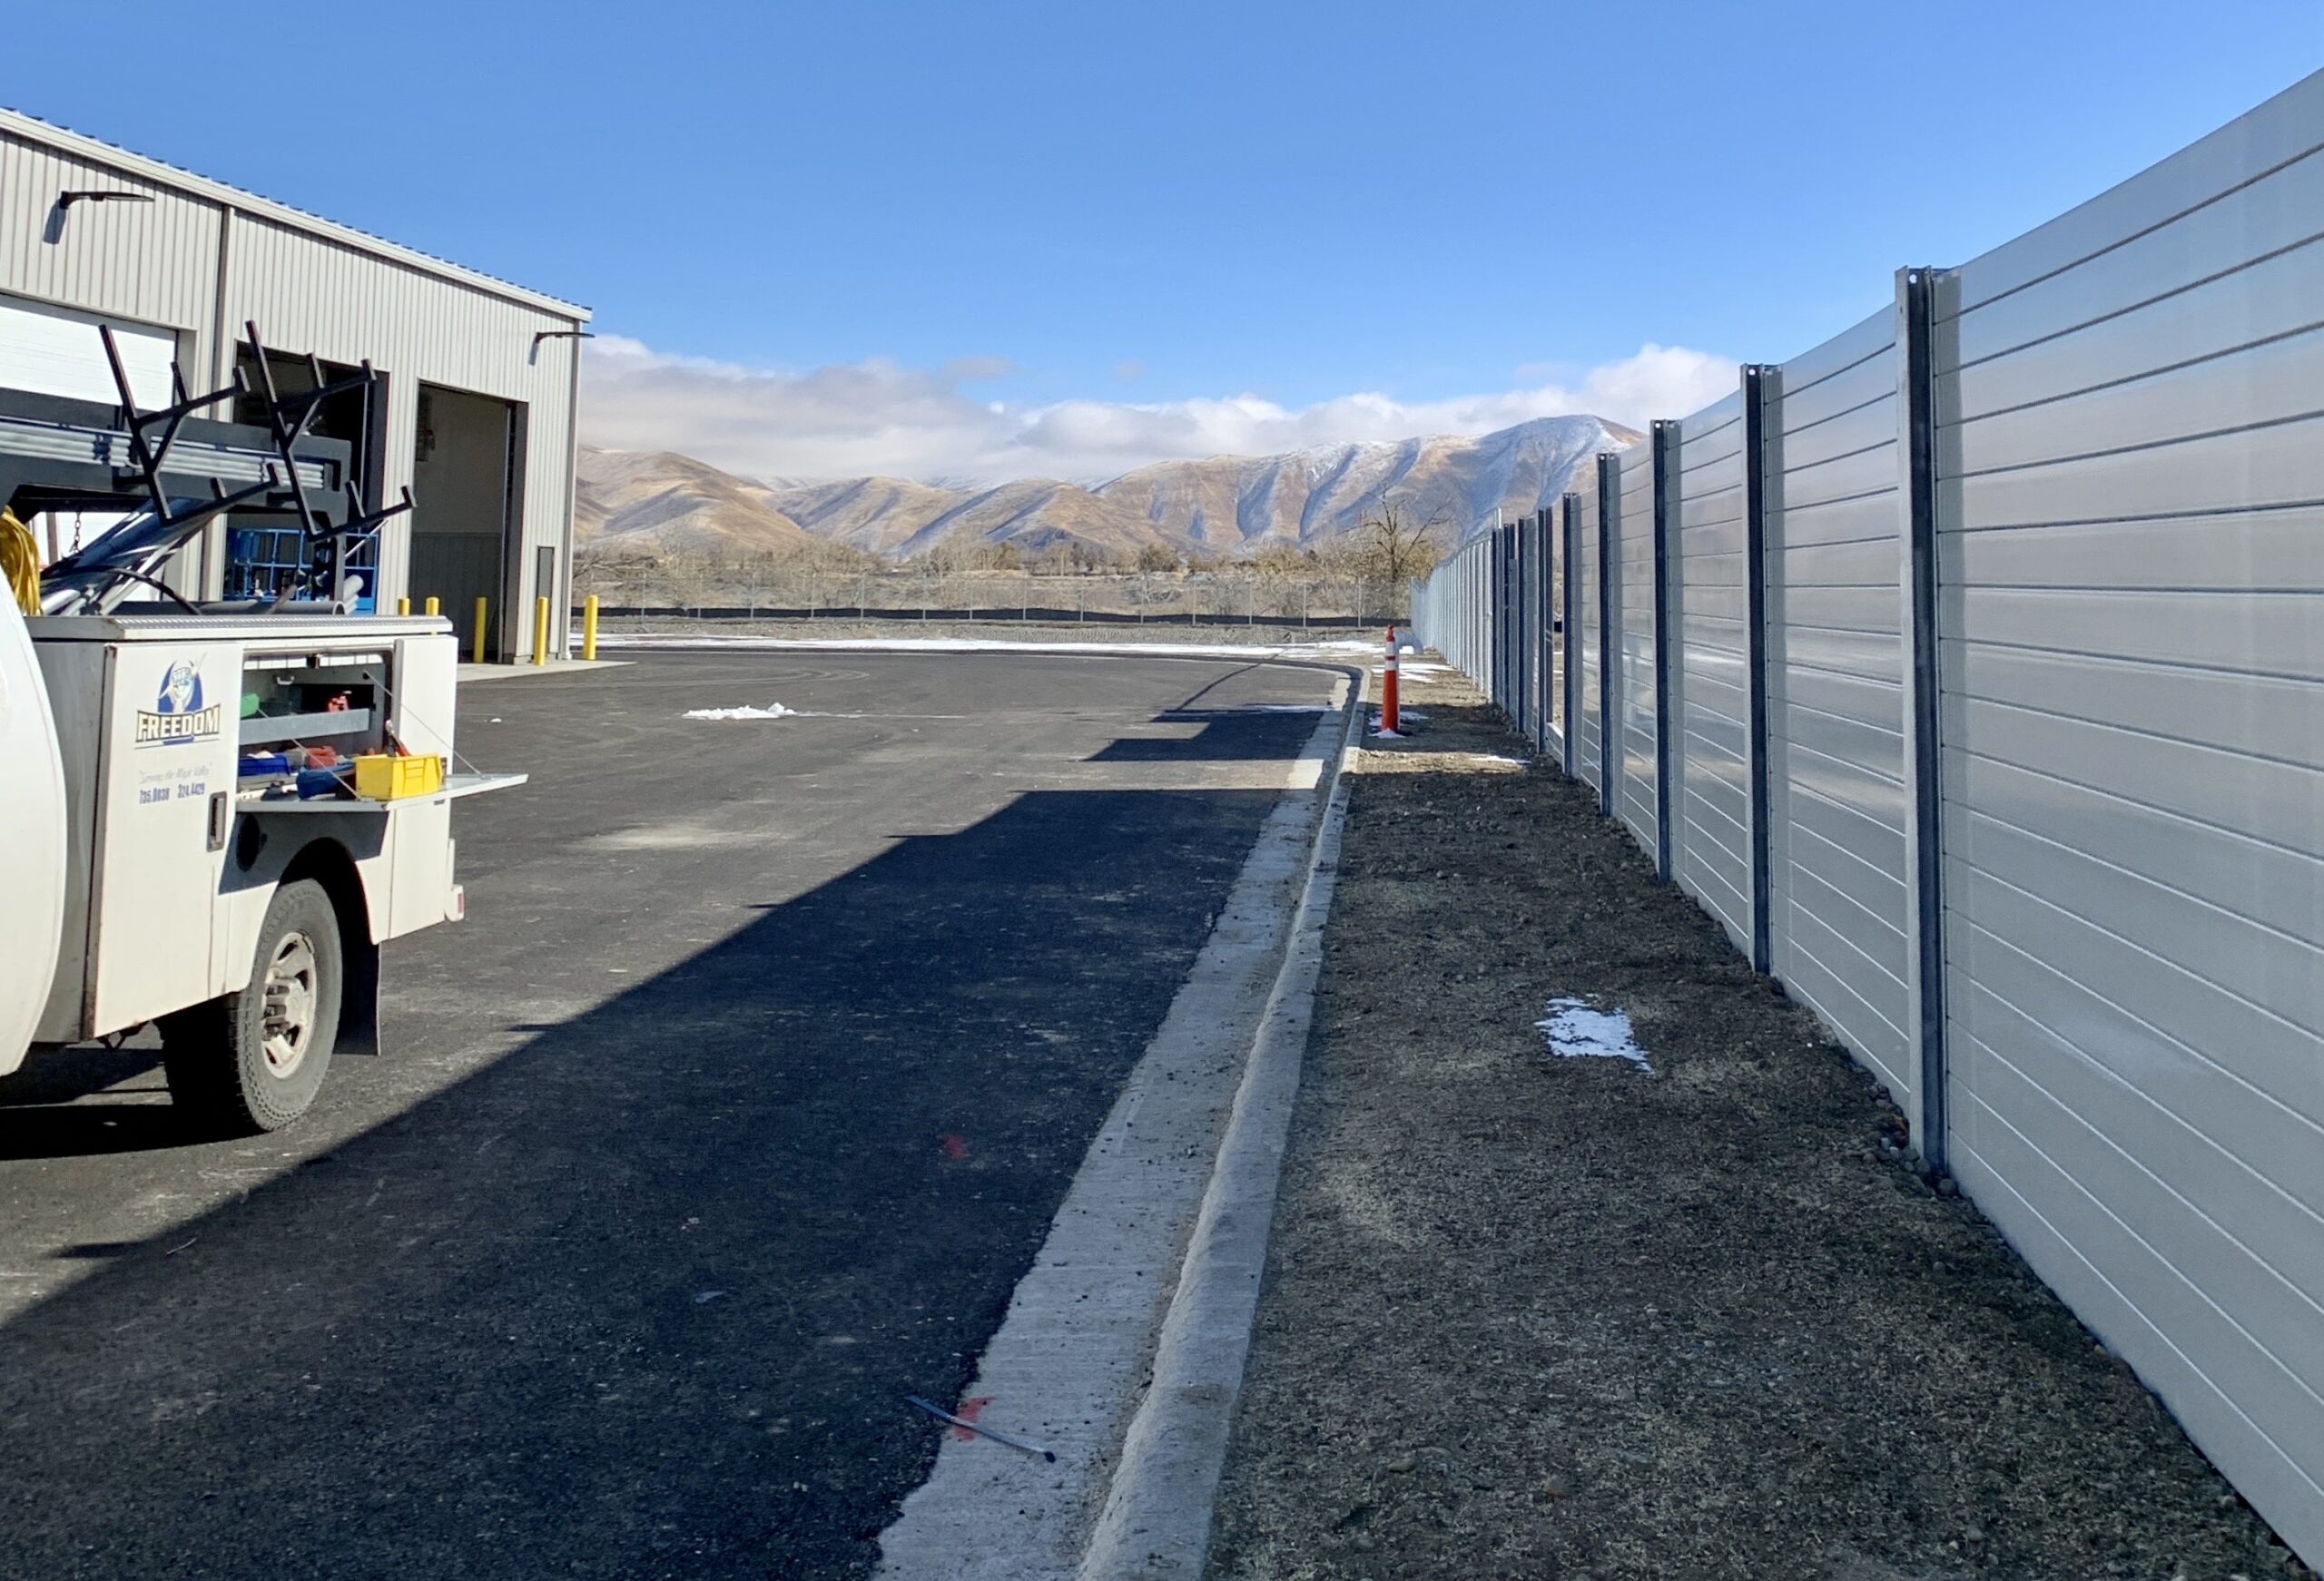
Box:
(0, 109, 589, 661)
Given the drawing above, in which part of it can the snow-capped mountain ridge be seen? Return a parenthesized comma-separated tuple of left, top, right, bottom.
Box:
(578, 414, 1640, 560)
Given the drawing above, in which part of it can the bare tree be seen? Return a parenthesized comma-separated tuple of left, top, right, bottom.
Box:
(1348, 501, 1447, 586)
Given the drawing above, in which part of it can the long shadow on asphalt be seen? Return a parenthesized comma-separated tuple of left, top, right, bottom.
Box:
(1092, 708, 1334, 762)
(0, 712, 1312, 1581)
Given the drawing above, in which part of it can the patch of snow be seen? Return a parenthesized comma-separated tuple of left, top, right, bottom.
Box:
(683, 702, 796, 721)
(1535, 997, 1653, 1073)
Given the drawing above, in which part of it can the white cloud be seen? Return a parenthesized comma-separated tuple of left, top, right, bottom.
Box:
(579, 337, 1736, 486)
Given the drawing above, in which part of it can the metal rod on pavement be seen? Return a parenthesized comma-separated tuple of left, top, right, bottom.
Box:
(904, 1396, 1057, 1461)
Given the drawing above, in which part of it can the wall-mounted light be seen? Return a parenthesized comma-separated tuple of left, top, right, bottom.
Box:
(529, 328, 595, 366)
(44, 190, 154, 244)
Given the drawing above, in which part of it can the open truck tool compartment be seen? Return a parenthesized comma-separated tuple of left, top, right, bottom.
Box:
(0, 324, 521, 1132)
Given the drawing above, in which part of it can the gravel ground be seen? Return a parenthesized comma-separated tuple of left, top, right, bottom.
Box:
(1206, 663, 2308, 1581)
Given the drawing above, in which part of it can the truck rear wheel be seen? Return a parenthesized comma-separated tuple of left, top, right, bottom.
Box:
(162, 879, 341, 1133)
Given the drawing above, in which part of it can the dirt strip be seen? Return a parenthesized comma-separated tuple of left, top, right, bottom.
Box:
(1206, 663, 2307, 1581)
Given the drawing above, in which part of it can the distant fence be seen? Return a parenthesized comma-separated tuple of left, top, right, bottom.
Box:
(578, 604, 1378, 631)
(573, 570, 1404, 628)
(1413, 72, 2324, 1566)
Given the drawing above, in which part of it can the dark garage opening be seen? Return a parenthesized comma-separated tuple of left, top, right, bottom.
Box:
(409, 382, 523, 658)
(225, 346, 387, 609)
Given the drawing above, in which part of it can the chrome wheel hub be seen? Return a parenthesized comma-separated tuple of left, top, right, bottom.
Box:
(260, 932, 317, 1076)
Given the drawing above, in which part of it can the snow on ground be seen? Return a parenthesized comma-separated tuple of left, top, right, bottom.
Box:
(683, 702, 796, 721)
(1534, 997, 1653, 1073)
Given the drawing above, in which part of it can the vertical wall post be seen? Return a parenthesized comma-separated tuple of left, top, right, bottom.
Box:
(1536, 508, 1551, 752)
(1898, 266, 1948, 1174)
(1740, 364, 1775, 976)
(1596, 453, 1619, 819)
(1649, 420, 1677, 881)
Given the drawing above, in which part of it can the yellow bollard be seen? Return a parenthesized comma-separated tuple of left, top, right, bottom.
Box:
(473, 596, 488, 663)
(424, 595, 440, 617)
(582, 594, 600, 662)
(532, 594, 549, 666)
(396, 595, 411, 616)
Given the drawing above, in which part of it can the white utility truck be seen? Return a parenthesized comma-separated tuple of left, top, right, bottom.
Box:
(0, 327, 518, 1130)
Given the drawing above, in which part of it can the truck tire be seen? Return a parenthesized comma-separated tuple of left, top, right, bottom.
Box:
(162, 879, 341, 1133)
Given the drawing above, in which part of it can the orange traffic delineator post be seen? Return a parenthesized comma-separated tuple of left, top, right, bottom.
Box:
(1381, 624, 1400, 734)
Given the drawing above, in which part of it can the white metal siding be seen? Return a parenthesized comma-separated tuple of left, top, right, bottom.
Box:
(1935, 74, 2324, 1559)
(1613, 447, 1659, 858)
(1673, 393, 1751, 951)
(1765, 309, 1915, 1108)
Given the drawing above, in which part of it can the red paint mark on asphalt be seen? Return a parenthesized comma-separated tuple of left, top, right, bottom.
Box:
(950, 1396, 991, 1439)
(940, 1134, 970, 1160)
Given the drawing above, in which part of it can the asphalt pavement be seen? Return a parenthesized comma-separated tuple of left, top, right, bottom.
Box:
(0, 649, 1337, 1580)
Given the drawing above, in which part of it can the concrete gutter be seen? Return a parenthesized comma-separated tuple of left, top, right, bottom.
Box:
(875, 668, 1362, 1580)
(1075, 716, 1354, 1580)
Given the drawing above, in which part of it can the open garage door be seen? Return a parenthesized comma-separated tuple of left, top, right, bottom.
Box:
(409, 383, 522, 659)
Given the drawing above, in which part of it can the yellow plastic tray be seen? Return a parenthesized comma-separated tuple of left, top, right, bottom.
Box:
(354, 752, 446, 800)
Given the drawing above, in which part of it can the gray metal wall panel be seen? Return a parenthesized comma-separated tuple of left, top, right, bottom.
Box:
(1779, 306, 1894, 390)
(1764, 319, 1915, 1113)
(1674, 413, 1753, 952)
(1937, 72, 2324, 1560)
(1951, 322, 2324, 480)
(1946, 230, 2324, 423)
(1680, 494, 1745, 536)
(1573, 470, 1605, 791)
(1774, 490, 1905, 551)
(1614, 447, 1659, 857)
(1680, 390, 1744, 445)
(1945, 506, 2324, 591)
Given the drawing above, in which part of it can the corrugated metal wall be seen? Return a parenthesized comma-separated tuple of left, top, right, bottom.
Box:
(1672, 393, 1752, 953)
(0, 115, 586, 659)
(1613, 446, 1659, 856)
(1933, 74, 2324, 1556)
(1766, 309, 1915, 1115)
(0, 134, 221, 343)
(1406, 67, 2324, 1565)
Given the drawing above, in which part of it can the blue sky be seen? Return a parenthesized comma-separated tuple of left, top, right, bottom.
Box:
(8, 1, 2316, 481)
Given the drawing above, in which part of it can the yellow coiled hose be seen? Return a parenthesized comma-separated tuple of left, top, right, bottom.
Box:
(0, 509, 40, 616)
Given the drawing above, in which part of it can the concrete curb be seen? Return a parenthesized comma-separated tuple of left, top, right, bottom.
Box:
(1075, 696, 1361, 1581)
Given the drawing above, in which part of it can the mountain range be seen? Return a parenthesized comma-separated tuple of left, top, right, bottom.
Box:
(576, 414, 1640, 562)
